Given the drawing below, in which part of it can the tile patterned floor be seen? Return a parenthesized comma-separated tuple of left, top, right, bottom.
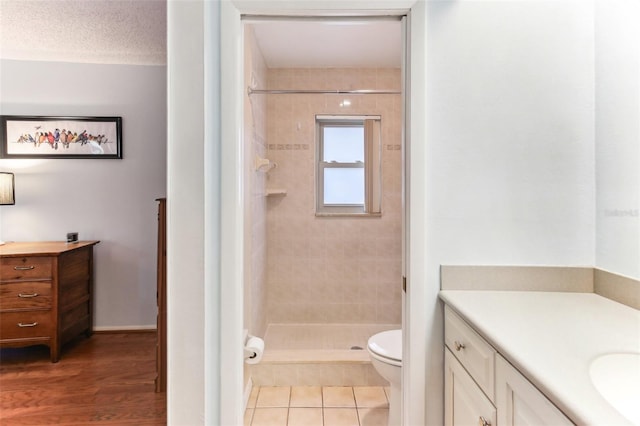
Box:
(245, 386, 390, 426)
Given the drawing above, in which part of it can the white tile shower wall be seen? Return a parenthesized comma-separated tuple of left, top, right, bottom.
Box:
(266, 68, 403, 324)
(244, 26, 268, 338)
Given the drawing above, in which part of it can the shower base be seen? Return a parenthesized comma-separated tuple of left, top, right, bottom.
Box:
(251, 323, 399, 387)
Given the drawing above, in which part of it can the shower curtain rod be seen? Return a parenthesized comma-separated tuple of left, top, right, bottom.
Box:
(247, 88, 401, 95)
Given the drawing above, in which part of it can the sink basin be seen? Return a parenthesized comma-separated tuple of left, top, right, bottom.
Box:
(589, 353, 640, 425)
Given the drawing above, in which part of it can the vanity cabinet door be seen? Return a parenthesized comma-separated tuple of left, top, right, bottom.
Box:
(496, 354, 574, 426)
(445, 306, 496, 402)
(445, 348, 496, 426)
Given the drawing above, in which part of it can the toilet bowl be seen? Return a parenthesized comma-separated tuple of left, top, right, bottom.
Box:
(367, 329, 402, 426)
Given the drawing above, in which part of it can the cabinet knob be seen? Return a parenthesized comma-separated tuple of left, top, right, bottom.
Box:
(454, 340, 466, 351)
(479, 416, 491, 426)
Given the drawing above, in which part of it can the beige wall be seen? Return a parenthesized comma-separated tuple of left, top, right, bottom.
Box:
(265, 68, 403, 324)
(244, 26, 268, 338)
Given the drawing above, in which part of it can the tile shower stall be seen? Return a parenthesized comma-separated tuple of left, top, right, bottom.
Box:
(243, 26, 403, 387)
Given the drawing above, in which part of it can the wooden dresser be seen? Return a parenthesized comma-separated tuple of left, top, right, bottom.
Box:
(0, 241, 99, 362)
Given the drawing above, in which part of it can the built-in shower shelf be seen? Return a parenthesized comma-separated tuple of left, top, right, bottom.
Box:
(266, 188, 287, 196)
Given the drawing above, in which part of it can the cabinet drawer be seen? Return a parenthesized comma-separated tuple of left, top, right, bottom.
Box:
(0, 311, 52, 340)
(0, 257, 53, 281)
(445, 305, 496, 402)
(0, 282, 52, 310)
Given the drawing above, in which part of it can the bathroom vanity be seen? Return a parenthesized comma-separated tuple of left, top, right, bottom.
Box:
(440, 291, 640, 426)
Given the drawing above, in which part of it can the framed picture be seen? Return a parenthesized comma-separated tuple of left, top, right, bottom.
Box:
(0, 115, 122, 159)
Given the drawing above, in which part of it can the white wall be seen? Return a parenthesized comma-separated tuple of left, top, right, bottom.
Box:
(167, 0, 223, 424)
(595, 0, 640, 279)
(425, 2, 595, 424)
(426, 1, 595, 266)
(0, 59, 166, 328)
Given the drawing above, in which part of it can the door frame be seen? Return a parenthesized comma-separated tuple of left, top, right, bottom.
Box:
(220, 1, 428, 425)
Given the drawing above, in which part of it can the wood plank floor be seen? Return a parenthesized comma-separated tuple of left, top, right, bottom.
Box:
(0, 333, 166, 425)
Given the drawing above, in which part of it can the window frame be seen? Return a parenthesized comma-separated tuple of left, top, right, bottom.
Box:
(315, 115, 382, 216)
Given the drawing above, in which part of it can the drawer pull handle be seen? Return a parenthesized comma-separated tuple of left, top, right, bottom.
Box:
(18, 293, 39, 298)
(479, 416, 491, 426)
(14, 266, 35, 271)
(17, 322, 38, 328)
(454, 340, 466, 351)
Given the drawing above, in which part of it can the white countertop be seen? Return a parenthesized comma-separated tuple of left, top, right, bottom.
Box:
(439, 291, 640, 426)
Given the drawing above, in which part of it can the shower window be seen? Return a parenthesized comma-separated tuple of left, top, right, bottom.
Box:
(316, 115, 382, 215)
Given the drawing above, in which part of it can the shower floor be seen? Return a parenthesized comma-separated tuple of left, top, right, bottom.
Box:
(252, 323, 400, 386)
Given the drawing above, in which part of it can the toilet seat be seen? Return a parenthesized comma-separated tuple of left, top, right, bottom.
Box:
(367, 329, 402, 367)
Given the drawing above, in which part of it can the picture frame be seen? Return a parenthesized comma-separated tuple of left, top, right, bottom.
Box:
(0, 115, 122, 159)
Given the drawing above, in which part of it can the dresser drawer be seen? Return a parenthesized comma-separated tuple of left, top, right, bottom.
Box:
(0, 311, 52, 340)
(445, 305, 496, 402)
(0, 257, 53, 281)
(0, 282, 52, 310)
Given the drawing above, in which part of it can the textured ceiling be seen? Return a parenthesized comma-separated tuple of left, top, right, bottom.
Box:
(0, 0, 167, 65)
(0, 1, 400, 68)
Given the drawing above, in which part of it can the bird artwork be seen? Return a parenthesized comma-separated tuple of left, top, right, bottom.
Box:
(6, 119, 119, 157)
(13, 128, 113, 149)
(60, 129, 69, 148)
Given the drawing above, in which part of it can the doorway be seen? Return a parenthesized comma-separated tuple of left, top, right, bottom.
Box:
(242, 15, 404, 426)
(217, 2, 429, 425)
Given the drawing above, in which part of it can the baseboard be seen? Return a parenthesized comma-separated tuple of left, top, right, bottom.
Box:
(93, 325, 157, 333)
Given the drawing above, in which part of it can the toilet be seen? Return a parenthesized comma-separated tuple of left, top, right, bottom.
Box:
(367, 329, 402, 426)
